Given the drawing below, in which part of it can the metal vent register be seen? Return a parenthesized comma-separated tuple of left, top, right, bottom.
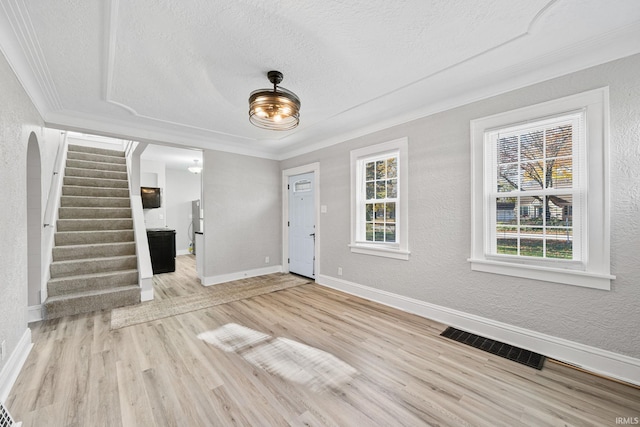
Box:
(0, 402, 21, 427)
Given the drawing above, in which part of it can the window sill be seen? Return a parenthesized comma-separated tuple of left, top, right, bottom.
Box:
(468, 258, 614, 290)
(349, 244, 410, 260)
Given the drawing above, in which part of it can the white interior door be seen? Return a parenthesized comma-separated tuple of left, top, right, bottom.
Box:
(288, 172, 315, 278)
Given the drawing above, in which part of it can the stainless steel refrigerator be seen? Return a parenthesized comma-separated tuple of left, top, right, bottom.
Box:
(191, 199, 203, 254)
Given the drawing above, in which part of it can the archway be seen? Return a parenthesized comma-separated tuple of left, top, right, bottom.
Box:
(26, 132, 41, 307)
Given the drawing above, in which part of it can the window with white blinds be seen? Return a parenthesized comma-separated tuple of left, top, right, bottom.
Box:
(469, 88, 614, 290)
(488, 113, 584, 262)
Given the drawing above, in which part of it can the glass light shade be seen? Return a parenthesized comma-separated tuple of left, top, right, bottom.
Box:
(249, 87, 301, 131)
(188, 160, 202, 174)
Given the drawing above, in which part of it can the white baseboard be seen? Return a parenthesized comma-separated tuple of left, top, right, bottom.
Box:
(0, 328, 33, 402)
(202, 265, 283, 286)
(27, 305, 43, 323)
(140, 277, 154, 302)
(176, 249, 191, 256)
(316, 274, 640, 387)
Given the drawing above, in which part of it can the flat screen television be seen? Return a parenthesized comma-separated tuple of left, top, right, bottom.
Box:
(141, 186, 161, 209)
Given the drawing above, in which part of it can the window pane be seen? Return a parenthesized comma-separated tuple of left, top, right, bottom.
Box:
(520, 161, 543, 190)
(387, 179, 397, 198)
(546, 125, 572, 158)
(547, 157, 572, 189)
(366, 162, 375, 180)
(374, 203, 385, 221)
(386, 224, 396, 243)
(520, 235, 543, 257)
(546, 229, 572, 259)
(519, 196, 543, 225)
(498, 135, 518, 164)
(374, 224, 385, 241)
(365, 203, 373, 221)
(386, 202, 396, 222)
(548, 195, 572, 226)
(366, 223, 373, 241)
(521, 226, 544, 238)
(520, 131, 543, 161)
(496, 198, 516, 225)
(376, 180, 386, 199)
(496, 227, 517, 255)
(497, 164, 518, 192)
(387, 157, 397, 178)
(366, 182, 375, 199)
(376, 160, 386, 180)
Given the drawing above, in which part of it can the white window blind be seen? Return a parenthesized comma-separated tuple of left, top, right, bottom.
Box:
(486, 112, 585, 262)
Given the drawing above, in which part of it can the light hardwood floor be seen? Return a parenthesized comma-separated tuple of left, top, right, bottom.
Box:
(7, 256, 640, 426)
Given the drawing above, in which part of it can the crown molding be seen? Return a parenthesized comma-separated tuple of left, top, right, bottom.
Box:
(0, 0, 62, 115)
(44, 110, 281, 160)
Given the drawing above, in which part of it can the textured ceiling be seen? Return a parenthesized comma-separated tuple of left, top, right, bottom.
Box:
(1, 0, 639, 159)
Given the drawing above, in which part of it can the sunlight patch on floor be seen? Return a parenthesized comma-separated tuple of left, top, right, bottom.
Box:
(198, 323, 357, 392)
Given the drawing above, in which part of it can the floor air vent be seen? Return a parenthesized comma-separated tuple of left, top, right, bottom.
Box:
(0, 402, 21, 427)
(440, 327, 545, 370)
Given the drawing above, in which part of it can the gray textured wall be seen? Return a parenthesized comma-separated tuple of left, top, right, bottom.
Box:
(202, 150, 281, 277)
(0, 51, 44, 371)
(281, 53, 640, 359)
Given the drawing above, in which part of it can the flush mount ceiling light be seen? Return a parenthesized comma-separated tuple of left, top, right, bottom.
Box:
(249, 70, 301, 131)
(188, 159, 202, 174)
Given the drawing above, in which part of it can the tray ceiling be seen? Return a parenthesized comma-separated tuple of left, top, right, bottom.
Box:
(1, 0, 639, 159)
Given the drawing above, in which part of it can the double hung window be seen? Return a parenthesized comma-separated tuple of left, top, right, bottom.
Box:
(490, 113, 582, 261)
(350, 138, 409, 260)
(470, 88, 614, 289)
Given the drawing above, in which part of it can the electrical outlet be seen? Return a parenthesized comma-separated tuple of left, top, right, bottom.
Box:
(338, 267, 343, 276)
(265, 256, 270, 264)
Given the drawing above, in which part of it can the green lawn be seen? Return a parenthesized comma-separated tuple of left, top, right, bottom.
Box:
(497, 239, 572, 259)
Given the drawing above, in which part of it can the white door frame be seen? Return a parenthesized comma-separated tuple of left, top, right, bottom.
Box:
(282, 162, 320, 279)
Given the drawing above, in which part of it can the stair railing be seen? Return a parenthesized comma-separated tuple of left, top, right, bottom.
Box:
(40, 131, 69, 303)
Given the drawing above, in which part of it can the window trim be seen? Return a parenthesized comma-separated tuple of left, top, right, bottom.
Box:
(350, 137, 410, 260)
(469, 87, 614, 290)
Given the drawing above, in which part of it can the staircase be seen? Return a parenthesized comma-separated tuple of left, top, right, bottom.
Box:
(44, 144, 140, 319)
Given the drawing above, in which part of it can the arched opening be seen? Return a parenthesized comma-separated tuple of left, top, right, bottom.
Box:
(26, 132, 42, 307)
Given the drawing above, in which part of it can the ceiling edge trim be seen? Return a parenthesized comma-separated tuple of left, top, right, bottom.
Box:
(1, 0, 63, 111)
(277, 25, 640, 161)
(44, 111, 280, 161)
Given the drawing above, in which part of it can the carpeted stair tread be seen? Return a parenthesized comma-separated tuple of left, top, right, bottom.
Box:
(57, 218, 133, 231)
(62, 185, 129, 198)
(65, 167, 128, 180)
(55, 229, 134, 245)
(47, 269, 138, 297)
(46, 285, 140, 302)
(65, 159, 127, 173)
(45, 285, 140, 319)
(60, 195, 130, 208)
(68, 144, 125, 157)
(50, 255, 138, 278)
(63, 176, 129, 188)
(66, 151, 127, 165)
(53, 241, 136, 261)
(48, 268, 139, 283)
(58, 206, 132, 219)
